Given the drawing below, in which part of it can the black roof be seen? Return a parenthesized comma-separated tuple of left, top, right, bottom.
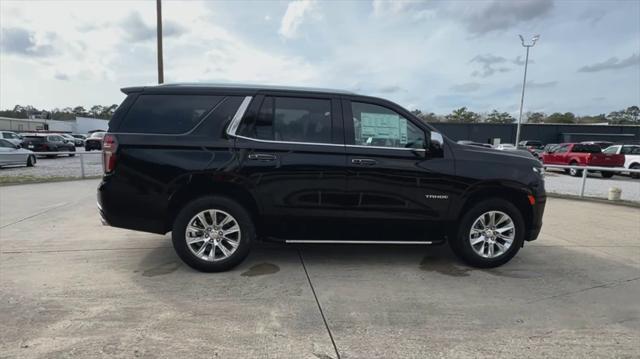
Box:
(121, 83, 356, 96)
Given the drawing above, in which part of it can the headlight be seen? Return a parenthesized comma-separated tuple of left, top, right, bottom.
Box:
(533, 166, 545, 176)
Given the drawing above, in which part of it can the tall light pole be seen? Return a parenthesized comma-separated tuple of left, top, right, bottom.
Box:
(156, 0, 164, 84)
(515, 34, 540, 145)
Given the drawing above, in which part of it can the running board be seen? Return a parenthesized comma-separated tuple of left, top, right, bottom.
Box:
(285, 240, 433, 245)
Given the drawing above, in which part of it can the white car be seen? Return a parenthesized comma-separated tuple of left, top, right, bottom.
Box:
(603, 144, 640, 178)
(494, 143, 517, 150)
(0, 139, 36, 168)
(0, 131, 23, 146)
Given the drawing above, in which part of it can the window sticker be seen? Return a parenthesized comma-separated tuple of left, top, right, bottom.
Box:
(360, 112, 407, 144)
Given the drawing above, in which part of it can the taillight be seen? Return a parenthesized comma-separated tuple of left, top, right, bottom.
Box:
(102, 134, 118, 174)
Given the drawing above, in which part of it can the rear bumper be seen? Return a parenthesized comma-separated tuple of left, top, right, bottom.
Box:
(97, 178, 167, 234)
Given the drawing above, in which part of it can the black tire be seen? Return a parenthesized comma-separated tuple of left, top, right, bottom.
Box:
(631, 164, 640, 179)
(449, 198, 525, 268)
(569, 161, 582, 177)
(26, 155, 36, 167)
(172, 196, 253, 272)
(601, 171, 614, 178)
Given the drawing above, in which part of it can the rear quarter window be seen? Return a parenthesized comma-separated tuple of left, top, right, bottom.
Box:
(118, 94, 223, 134)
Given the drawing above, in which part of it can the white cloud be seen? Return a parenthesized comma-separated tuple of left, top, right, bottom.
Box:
(278, 0, 318, 39)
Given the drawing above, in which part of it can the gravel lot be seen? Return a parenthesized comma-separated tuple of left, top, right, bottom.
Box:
(544, 169, 640, 202)
(0, 148, 102, 181)
(2, 151, 638, 202)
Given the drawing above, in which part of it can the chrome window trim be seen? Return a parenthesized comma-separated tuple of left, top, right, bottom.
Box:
(346, 144, 426, 152)
(234, 134, 344, 147)
(225, 96, 253, 137)
(232, 135, 426, 151)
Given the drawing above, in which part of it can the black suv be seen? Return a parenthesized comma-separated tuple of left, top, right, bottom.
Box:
(98, 84, 546, 272)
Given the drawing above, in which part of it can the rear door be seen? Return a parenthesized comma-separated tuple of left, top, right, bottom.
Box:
(232, 93, 347, 240)
(341, 98, 455, 242)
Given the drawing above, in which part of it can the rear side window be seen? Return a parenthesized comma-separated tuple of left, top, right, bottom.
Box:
(572, 144, 601, 153)
(119, 95, 223, 134)
(244, 96, 332, 143)
(23, 136, 44, 143)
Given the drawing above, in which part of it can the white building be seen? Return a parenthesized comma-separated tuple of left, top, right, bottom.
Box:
(0, 116, 109, 134)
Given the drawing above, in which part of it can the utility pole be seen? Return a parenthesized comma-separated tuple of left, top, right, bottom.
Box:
(515, 34, 540, 146)
(156, 0, 164, 84)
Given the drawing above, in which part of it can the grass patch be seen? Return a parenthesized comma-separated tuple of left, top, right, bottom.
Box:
(0, 175, 101, 186)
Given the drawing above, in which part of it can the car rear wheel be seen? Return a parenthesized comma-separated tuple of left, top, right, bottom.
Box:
(631, 164, 640, 179)
(172, 196, 253, 272)
(569, 161, 582, 177)
(26, 155, 36, 167)
(449, 199, 525, 268)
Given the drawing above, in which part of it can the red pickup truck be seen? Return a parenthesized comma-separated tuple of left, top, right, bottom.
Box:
(542, 143, 625, 177)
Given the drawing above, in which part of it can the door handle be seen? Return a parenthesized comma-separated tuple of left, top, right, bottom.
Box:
(351, 158, 377, 166)
(248, 153, 277, 161)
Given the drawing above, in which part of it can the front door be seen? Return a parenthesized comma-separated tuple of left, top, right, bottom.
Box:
(233, 93, 347, 240)
(341, 99, 455, 242)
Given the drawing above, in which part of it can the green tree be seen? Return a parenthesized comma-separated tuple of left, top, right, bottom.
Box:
(526, 111, 545, 123)
(72, 106, 87, 116)
(412, 109, 439, 123)
(577, 114, 606, 124)
(485, 110, 515, 124)
(445, 107, 480, 123)
(545, 112, 576, 124)
(89, 105, 104, 117)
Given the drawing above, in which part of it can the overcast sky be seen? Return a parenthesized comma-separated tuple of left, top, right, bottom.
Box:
(1, 0, 639, 115)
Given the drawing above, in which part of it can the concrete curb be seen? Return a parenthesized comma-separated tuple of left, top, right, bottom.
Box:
(547, 192, 640, 209)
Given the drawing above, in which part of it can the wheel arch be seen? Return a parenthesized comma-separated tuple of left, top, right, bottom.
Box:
(451, 182, 534, 239)
(166, 174, 262, 234)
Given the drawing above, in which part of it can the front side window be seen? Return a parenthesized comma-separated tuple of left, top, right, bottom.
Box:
(0, 139, 12, 147)
(351, 102, 424, 149)
(555, 145, 569, 153)
(246, 96, 332, 143)
(603, 146, 619, 154)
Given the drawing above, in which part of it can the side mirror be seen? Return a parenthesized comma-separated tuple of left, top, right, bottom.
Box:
(426, 131, 444, 158)
(15, 144, 21, 149)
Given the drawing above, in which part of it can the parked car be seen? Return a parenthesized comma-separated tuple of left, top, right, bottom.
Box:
(494, 143, 516, 150)
(59, 133, 84, 147)
(603, 144, 640, 179)
(98, 84, 546, 272)
(518, 140, 544, 159)
(85, 131, 106, 151)
(457, 140, 493, 148)
(21, 135, 76, 157)
(0, 139, 36, 168)
(542, 143, 625, 177)
(0, 131, 23, 146)
(581, 141, 613, 150)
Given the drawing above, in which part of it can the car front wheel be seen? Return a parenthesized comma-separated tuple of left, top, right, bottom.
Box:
(26, 155, 36, 167)
(172, 196, 253, 272)
(450, 199, 525, 268)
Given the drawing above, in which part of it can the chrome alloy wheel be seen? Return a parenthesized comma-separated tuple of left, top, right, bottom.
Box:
(185, 209, 241, 262)
(468, 210, 515, 259)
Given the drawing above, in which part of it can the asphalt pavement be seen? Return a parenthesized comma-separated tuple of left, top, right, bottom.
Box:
(0, 180, 639, 358)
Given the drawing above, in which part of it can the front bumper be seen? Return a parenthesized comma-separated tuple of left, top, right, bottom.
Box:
(526, 195, 546, 241)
